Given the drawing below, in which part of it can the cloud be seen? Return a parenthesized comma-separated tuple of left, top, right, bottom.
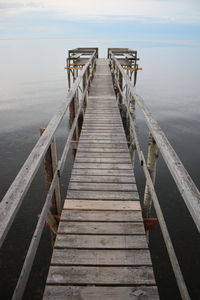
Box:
(0, 0, 199, 24)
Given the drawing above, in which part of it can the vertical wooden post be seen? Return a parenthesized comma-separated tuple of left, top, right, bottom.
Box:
(129, 95, 136, 165)
(119, 71, 123, 104)
(83, 69, 88, 113)
(69, 92, 79, 160)
(134, 52, 138, 86)
(40, 127, 62, 216)
(143, 133, 159, 219)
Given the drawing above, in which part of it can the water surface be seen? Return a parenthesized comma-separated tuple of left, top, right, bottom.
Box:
(0, 39, 200, 299)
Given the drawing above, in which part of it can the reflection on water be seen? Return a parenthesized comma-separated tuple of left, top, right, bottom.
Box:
(0, 40, 200, 299)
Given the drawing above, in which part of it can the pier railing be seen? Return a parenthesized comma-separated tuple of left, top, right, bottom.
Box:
(109, 48, 200, 300)
(0, 48, 97, 300)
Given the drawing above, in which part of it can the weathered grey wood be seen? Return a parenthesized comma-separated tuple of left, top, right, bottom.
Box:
(70, 175, 135, 183)
(77, 143, 128, 149)
(64, 200, 141, 211)
(76, 152, 130, 158)
(73, 163, 132, 170)
(84, 116, 120, 119)
(43, 286, 159, 300)
(46, 266, 155, 285)
(55, 234, 147, 249)
(0, 52, 96, 249)
(85, 111, 120, 114)
(51, 249, 151, 265)
(143, 134, 159, 219)
(60, 210, 141, 222)
(79, 140, 127, 144)
(81, 128, 124, 132)
(43, 57, 158, 300)
(72, 168, 134, 176)
(58, 221, 145, 235)
(68, 182, 137, 191)
(80, 134, 125, 138)
(40, 127, 62, 215)
(112, 52, 200, 233)
(75, 157, 131, 163)
(12, 173, 60, 300)
(140, 151, 191, 300)
(66, 190, 139, 200)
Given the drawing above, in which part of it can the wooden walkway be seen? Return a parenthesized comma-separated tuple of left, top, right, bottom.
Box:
(43, 59, 159, 299)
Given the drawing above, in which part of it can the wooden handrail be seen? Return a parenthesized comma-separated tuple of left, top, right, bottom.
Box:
(0, 51, 96, 249)
(109, 49, 200, 299)
(110, 50, 200, 233)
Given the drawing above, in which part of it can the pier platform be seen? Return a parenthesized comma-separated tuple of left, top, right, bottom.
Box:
(43, 59, 159, 299)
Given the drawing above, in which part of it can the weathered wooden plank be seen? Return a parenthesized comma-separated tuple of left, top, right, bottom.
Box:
(76, 152, 130, 158)
(79, 140, 127, 144)
(75, 157, 131, 163)
(46, 266, 155, 285)
(60, 210, 141, 222)
(51, 249, 151, 265)
(84, 115, 120, 119)
(73, 163, 132, 170)
(72, 168, 134, 176)
(80, 133, 126, 138)
(54, 234, 147, 249)
(58, 221, 144, 235)
(43, 286, 159, 300)
(80, 133, 125, 137)
(77, 143, 128, 149)
(83, 122, 122, 126)
(85, 111, 120, 114)
(81, 129, 124, 133)
(88, 96, 116, 99)
(68, 182, 137, 192)
(66, 190, 139, 200)
(64, 200, 141, 211)
(70, 175, 135, 183)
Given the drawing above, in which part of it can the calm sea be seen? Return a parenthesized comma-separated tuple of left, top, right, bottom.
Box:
(0, 39, 200, 299)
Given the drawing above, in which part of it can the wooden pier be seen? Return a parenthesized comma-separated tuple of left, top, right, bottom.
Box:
(43, 59, 159, 299)
(0, 48, 200, 300)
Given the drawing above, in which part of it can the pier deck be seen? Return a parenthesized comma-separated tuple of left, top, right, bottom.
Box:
(43, 59, 159, 299)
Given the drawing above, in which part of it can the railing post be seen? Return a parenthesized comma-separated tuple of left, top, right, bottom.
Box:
(118, 70, 123, 104)
(129, 95, 136, 165)
(143, 133, 159, 219)
(83, 69, 88, 113)
(40, 127, 62, 216)
(69, 94, 79, 159)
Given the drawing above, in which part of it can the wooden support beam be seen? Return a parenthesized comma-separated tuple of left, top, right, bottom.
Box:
(40, 127, 62, 216)
(123, 67, 142, 71)
(65, 66, 83, 70)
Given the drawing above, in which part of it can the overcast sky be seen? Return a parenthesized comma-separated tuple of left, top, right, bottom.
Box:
(0, 0, 200, 43)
